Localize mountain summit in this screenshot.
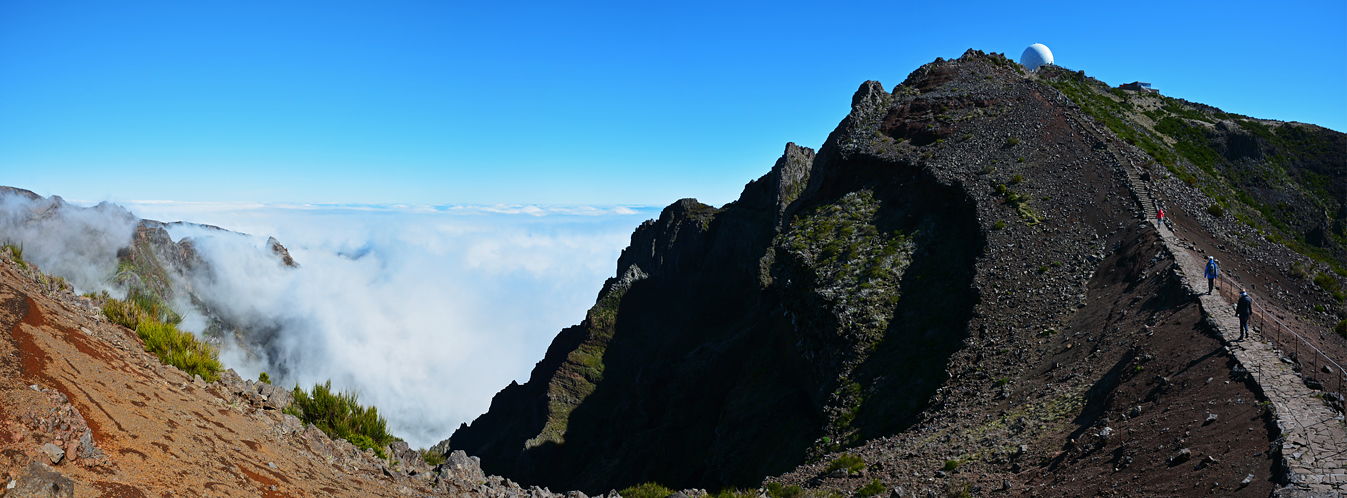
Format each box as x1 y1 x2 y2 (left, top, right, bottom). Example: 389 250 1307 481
445 50 1347 496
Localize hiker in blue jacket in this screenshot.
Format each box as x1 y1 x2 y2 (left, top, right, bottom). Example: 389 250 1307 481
1204 256 1218 295
1235 290 1252 341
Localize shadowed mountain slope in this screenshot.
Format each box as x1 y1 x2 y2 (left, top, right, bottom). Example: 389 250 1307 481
446 50 1346 496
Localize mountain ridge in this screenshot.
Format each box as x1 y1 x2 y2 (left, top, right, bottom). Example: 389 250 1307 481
0 48 1344 497
444 49 1347 496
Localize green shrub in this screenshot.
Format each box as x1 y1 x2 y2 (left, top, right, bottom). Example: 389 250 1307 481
855 480 886 498
1005 137 1020 147
1335 320 1347 339
1314 273 1344 302
103 298 148 330
710 488 757 498
824 453 866 475
992 220 1006 230
135 320 221 382
1011 174 1023 184
1207 204 1225 218
420 448 446 466
103 288 181 329
285 380 397 459
766 483 802 498
620 482 675 498
2 240 26 270
258 372 271 385
942 459 960 471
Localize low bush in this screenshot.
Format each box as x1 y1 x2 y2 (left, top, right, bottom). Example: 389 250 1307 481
1313 273 1345 302
619 482 675 498
103 288 181 330
1335 320 1347 339
1207 204 1225 218
135 320 221 382
2 240 26 270
103 298 148 330
824 453 865 475
710 489 757 498
942 459 960 471
766 483 802 498
284 381 397 459
420 448 446 466
855 480 886 498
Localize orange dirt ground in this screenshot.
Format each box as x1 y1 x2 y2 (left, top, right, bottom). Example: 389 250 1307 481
0 258 431 497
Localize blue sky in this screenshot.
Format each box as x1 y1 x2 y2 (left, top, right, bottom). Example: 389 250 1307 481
1 0 1344 207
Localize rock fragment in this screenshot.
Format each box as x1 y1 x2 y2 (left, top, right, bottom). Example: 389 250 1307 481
39 443 64 465
11 461 75 498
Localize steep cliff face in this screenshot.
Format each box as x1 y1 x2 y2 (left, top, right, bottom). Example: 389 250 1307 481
449 49 1346 495
446 58 1004 492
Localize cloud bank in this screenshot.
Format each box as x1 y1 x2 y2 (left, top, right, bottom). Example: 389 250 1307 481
5 193 654 448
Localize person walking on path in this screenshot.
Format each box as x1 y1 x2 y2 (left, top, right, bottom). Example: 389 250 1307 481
1235 290 1253 341
1157 208 1165 230
1204 256 1219 294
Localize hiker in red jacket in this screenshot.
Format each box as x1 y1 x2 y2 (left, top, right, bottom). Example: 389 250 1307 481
1157 208 1165 230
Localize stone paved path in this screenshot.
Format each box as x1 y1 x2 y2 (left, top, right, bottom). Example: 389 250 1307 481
1161 223 1347 495
1081 111 1347 494
1111 156 1347 494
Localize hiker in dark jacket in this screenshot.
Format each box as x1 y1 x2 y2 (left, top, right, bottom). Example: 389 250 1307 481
1204 256 1219 294
1235 290 1253 341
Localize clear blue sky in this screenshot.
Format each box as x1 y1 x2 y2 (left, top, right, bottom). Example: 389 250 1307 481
2 0 1344 207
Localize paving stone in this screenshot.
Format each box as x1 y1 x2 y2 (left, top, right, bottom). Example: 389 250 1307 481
1143 193 1347 493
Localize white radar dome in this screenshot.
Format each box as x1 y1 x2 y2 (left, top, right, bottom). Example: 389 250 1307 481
1020 43 1054 71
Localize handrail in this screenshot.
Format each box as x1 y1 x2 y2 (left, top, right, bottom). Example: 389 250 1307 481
1214 268 1345 398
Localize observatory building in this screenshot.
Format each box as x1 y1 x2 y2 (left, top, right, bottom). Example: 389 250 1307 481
1020 44 1054 71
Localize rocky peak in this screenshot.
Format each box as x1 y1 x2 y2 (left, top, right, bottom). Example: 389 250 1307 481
266 236 299 268
767 142 815 232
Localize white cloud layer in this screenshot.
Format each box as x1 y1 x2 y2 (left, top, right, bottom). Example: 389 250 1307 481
8 195 654 449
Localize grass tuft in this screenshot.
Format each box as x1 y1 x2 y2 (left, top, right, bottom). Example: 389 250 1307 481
619 482 675 498
135 320 221 382
102 289 220 382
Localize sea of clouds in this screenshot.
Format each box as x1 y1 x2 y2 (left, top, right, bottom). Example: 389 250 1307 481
2 193 656 448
